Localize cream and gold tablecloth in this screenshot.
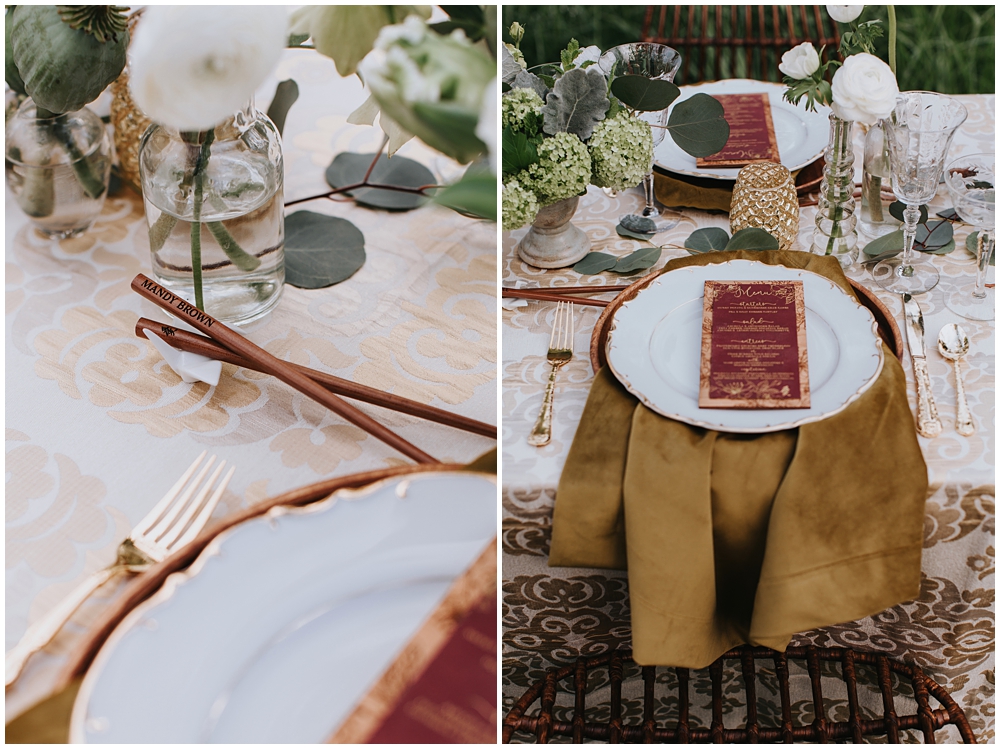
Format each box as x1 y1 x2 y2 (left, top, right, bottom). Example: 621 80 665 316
5 49 497 721
502 95 994 741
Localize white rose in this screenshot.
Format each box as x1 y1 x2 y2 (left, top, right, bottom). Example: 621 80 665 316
830 53 899 125
129 6 288 132
778 42 820 80
826 5 864 23
574 45 603 68
476 78 497 174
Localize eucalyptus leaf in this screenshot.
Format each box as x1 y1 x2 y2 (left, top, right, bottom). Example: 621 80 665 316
889 201 928 224
411 100 486 164
325 152 434 211
936 207 960 221
915 219 953 250
287 33 310 48
863 230 903 257
266 79 299 137
512 69 549 100
433 170 497 222
501 127 539 176
573 252 618 275
684 226 730 254
284 211 366 289
614 246 661 273
666 93 730 158
919 239 955 255
966 231 996 265
610 75 680 112
616 225 657 241
540 66 609 141
725 227 779 251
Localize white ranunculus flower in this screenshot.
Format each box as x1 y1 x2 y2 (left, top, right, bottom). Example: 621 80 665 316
129 6 288 132
830 52 899 125
476 78 497 174
778 42 821 80
574 45 603 68
826 5 864 23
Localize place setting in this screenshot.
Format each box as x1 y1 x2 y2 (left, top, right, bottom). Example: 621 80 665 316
502 6 993 743
6 4 498 743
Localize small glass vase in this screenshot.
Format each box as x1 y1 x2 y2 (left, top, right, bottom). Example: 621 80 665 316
858 119 900 239
810 114 858 267
5 100 113 238
139 102 284 324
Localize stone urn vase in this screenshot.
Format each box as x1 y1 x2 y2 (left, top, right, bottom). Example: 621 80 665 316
517 196 591 268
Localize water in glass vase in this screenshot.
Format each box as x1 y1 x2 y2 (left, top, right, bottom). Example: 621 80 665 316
143 164 284 325
6 153 112 237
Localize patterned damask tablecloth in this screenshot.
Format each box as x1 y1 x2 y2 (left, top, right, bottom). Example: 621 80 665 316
5 49 497 720
502 95 994 742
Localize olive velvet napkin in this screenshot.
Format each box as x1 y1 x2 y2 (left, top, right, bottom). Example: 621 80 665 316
549 250 928 668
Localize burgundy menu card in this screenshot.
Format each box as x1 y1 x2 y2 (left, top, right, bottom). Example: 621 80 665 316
698 281 810 409
695 93 780 168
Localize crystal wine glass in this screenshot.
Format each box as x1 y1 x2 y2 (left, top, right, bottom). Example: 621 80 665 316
943 153 994 321
872 92 968 295
597 43 681 223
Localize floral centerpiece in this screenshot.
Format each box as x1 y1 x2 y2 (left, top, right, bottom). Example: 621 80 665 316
501 23 729 267
779 4 899 263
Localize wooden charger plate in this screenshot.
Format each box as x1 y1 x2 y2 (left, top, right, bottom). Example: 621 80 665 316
589 271 903 374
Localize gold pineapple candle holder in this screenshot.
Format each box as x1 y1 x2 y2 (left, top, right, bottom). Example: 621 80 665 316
729 162 799 251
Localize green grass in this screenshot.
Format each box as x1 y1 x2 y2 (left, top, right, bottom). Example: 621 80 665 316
502 5 994 95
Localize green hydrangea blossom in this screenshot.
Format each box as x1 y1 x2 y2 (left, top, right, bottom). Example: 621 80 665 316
502 179 539 231
589 113 653 191
518 131 590 207
502 87 544 136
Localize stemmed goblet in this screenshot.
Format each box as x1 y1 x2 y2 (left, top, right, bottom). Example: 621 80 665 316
873 92 968 295
943 153 994 321
597 43 681 222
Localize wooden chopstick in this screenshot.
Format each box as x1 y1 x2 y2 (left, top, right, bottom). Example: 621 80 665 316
131 274 439 464
503 288 610 307
135 318 496 439
506 284 632 295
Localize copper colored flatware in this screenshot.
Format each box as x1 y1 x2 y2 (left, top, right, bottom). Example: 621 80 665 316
134 318 496 439
130 274 438 464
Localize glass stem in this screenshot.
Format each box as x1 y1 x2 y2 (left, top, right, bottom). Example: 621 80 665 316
641 170 656 216
900 204 920 277
974 229 993 299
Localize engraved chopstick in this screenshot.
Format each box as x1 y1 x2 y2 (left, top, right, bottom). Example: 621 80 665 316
135 318 496 439
509 285 633 295
131 274 439 464
503 288 610 307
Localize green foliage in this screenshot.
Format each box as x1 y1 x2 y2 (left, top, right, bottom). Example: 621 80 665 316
560 38 582 70
966 231 995 265
610 75 680 112
539 67 609 140
666 93 730 158
501 127 539 177
889 201 929 225
782 70 835 112
573 252 618 274
433 167 497 222
613 246 661 272
284 211 366 289
684 227 730 254
325 152 435 211
725 228 780 251
840 20 884 56
266 80 299 137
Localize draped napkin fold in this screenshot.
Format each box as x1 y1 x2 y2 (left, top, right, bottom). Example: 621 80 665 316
549 251 928 668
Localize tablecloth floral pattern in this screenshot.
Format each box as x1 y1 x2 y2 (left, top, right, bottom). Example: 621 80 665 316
502 95 994 742
5 50 497 721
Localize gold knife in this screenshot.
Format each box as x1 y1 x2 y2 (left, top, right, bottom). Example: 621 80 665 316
902 294 942 438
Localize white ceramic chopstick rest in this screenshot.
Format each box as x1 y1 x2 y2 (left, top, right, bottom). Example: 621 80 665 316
142 320 222 386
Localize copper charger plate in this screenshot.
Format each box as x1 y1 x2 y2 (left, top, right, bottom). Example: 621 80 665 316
590 271 903 374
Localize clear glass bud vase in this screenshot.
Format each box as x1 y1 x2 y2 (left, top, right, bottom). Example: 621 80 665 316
139 102 284 324
5 100 113 238
859 119 900 239
811 114 858 267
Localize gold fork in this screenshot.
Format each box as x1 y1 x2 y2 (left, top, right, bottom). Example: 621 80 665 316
5 451 235 686
528 301 574 447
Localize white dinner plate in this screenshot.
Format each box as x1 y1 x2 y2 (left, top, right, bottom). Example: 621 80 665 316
70 471 496 744
654 79 831 181
606 260 884 433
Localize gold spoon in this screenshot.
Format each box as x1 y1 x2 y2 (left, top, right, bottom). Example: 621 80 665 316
937 323 975 436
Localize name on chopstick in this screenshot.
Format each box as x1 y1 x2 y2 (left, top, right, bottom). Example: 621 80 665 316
139 278 214 328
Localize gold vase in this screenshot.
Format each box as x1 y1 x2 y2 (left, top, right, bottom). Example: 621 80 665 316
729 162 799 251
108 11 150 193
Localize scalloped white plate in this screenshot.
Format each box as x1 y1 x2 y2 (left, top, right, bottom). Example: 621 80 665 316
654 79 831 181
606 260 884 433
70 471 496 744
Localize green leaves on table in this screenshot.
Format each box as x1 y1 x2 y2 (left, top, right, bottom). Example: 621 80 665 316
861 221 956 258
684 226 779 254
284 210 366 289
889 201 928 225
615 215 658 241
325 152 434 211
572 252 618 275
610 75 680 112
573 246 663 275
665 93 730 158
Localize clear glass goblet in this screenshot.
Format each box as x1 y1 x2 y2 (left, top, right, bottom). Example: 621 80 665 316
944 153 994 321
597 43 682 223
872 92 968 295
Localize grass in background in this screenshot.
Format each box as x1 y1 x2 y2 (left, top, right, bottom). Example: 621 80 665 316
503 5 994 95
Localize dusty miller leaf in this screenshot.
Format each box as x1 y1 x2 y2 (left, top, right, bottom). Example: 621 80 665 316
512 69 549 100
540 67 609 141
501 44 520 84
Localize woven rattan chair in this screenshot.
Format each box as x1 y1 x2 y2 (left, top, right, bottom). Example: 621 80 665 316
640 6 841 85
504 646 977 744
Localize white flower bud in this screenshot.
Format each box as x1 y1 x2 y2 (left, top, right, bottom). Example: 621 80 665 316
826 5 864 23
778 42 821 80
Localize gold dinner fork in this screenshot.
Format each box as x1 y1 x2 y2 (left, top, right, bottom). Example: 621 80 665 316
528 301 574 447
5 451 235 686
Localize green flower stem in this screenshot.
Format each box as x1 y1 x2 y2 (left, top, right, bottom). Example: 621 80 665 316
186 129 216 312
205 193 261 272
36 106 106 200
887 6 897 75
148 212 178 252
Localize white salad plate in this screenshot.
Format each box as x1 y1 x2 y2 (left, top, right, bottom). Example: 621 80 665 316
654 79 831 181
70 471 496 744
606 260 884 433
